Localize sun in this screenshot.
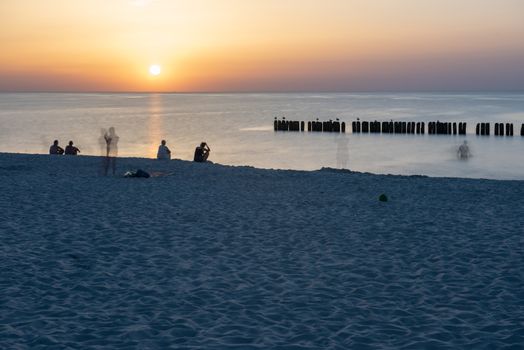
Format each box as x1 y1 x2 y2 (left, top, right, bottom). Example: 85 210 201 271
149 65 161 76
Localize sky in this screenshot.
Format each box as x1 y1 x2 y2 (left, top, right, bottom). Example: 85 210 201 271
1 0 524 92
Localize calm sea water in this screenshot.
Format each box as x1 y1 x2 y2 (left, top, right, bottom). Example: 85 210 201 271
0 92 523 180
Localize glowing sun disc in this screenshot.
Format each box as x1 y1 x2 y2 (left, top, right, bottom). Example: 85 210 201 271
149 65 161 76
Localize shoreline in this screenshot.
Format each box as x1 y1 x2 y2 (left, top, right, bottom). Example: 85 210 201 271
1 151 522 183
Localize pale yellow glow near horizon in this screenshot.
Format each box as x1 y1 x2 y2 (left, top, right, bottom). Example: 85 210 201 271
1 0 524 91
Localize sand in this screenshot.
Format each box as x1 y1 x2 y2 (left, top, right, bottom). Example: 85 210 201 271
0 153 523 349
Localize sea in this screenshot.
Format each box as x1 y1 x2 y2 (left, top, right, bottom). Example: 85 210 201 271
1 92 523 180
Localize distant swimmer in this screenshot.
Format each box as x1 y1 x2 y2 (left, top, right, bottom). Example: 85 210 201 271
457 140 471 159
157 140 171 160
193 142 211 162
64 141 80 155
49 140 64 155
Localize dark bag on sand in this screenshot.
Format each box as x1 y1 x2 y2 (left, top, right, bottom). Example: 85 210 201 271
124 169 150 178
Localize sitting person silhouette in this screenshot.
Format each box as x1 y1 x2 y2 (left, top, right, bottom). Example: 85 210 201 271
157 140 171 160
49 140 64 155
64 141 80 155
193 142 210 162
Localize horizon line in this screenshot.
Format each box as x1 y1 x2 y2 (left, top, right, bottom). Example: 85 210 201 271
1 90 524 94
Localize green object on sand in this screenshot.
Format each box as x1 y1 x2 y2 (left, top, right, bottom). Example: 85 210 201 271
379 194 388 202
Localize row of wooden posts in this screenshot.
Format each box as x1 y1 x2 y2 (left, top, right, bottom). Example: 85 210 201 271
274 118 346 133
476 123 517 136
274 118 524 136
351 121 467 135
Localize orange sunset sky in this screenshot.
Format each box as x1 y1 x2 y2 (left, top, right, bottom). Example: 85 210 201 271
1 0 524 92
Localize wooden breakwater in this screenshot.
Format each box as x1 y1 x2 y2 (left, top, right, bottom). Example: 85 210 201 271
351 121 466 135
274 118 346 133
274 118 524 137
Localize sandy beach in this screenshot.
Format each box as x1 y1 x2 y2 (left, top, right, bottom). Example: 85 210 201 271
1 152 523 349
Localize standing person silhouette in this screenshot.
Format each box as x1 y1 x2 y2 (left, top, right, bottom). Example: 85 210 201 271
103 127 119 175
336 136 349 169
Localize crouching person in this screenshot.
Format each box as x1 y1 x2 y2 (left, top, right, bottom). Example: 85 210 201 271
193 142 210 162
